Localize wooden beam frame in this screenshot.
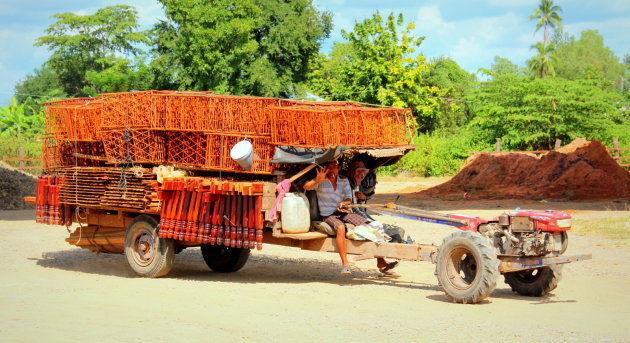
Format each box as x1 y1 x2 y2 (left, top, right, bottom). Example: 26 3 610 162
262 231 437 262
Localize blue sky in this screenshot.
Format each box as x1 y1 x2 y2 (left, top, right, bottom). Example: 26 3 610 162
1 0 629 104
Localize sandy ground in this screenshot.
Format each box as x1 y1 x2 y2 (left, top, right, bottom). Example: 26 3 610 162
1 180 630 342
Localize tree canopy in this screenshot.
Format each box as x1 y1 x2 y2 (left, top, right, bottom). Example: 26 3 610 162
151 0 332 97
307 12 452 132
551 29 625 89
13 66 66 115
35 5 149 97
467 75 623 150
490 56 527 77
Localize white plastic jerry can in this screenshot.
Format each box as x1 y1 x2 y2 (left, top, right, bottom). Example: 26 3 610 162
281 193 310 233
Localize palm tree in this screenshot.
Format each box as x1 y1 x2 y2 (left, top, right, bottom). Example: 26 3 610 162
528 42 557 79
529 0 563 47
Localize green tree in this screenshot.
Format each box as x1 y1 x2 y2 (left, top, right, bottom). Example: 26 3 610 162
307 12 450 132
83 57 152 96
13 66 67 115
529 0 563 47
424 57 475 128
467 75 622 150
490 56 527 77
426 57 475 96
35 5 149 96
306 42 355 99
151 0 332 97
528 41 558 79
552 29 625 89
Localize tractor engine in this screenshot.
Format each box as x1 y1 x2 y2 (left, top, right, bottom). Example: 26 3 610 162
478 211 570 257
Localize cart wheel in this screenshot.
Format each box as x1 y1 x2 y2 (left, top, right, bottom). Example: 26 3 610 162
201 244 250 273
504 265 562 297
124 215 174 278
435 231 500 303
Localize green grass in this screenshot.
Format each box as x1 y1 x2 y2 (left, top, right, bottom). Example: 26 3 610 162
571 215 630 245
0 132 42 174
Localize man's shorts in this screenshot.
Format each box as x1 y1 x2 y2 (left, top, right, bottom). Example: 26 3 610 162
323 212 368 233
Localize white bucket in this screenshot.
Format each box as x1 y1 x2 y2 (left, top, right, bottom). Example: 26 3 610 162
230 140 253 171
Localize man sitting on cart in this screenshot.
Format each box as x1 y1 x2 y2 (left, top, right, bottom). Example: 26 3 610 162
304 159 398 276
345 157 406 244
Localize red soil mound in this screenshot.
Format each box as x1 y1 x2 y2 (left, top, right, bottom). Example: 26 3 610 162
415 139 630 200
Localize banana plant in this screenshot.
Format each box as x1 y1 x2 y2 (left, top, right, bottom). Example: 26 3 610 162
0 97 42 138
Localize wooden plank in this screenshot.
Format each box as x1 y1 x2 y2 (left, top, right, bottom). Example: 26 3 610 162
289 164 317 182
261 196 275 211
273 231 328 240
613 137 620 159
262 182 276 197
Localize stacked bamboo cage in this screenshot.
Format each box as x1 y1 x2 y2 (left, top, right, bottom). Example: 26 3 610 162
42 91 415 174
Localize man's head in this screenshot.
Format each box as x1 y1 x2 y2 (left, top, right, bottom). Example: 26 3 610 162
324 160 341 177
348 159 369 183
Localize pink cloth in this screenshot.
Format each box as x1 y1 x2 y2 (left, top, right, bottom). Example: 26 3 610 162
269 179 291 222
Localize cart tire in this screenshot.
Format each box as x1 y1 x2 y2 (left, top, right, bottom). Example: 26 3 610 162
201 244 250 273
124 215 174 278
435 231 500 303
504 265 562 297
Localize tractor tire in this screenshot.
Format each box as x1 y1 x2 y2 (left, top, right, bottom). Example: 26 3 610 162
559 231 568 255
435 231 500 304
124 215 174 278
201 244 250 273
504 264 562 297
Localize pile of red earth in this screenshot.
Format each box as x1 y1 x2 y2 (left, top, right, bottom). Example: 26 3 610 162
417 138 630 200
0 161 36 210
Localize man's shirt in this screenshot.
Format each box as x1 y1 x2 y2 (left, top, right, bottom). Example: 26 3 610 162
314 175 352 217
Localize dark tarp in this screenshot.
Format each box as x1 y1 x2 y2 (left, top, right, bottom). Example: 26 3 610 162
270 146 347 165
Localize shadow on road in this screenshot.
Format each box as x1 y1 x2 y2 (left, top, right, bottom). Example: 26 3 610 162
0 209 35 221
33 247 440 293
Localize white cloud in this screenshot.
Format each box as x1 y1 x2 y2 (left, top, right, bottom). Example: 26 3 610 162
414 5 536 71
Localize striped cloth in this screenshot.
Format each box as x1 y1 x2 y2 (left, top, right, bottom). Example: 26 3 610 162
313 176 352 217
324 212 368 232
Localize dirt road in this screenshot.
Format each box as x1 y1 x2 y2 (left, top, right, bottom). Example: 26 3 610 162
1 184 630 342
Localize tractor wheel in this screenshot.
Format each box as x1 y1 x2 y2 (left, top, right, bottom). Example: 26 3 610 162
124 215 174 278
201 244 250 273
504 265 562 297
559 231 568 255
435 231 500 304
